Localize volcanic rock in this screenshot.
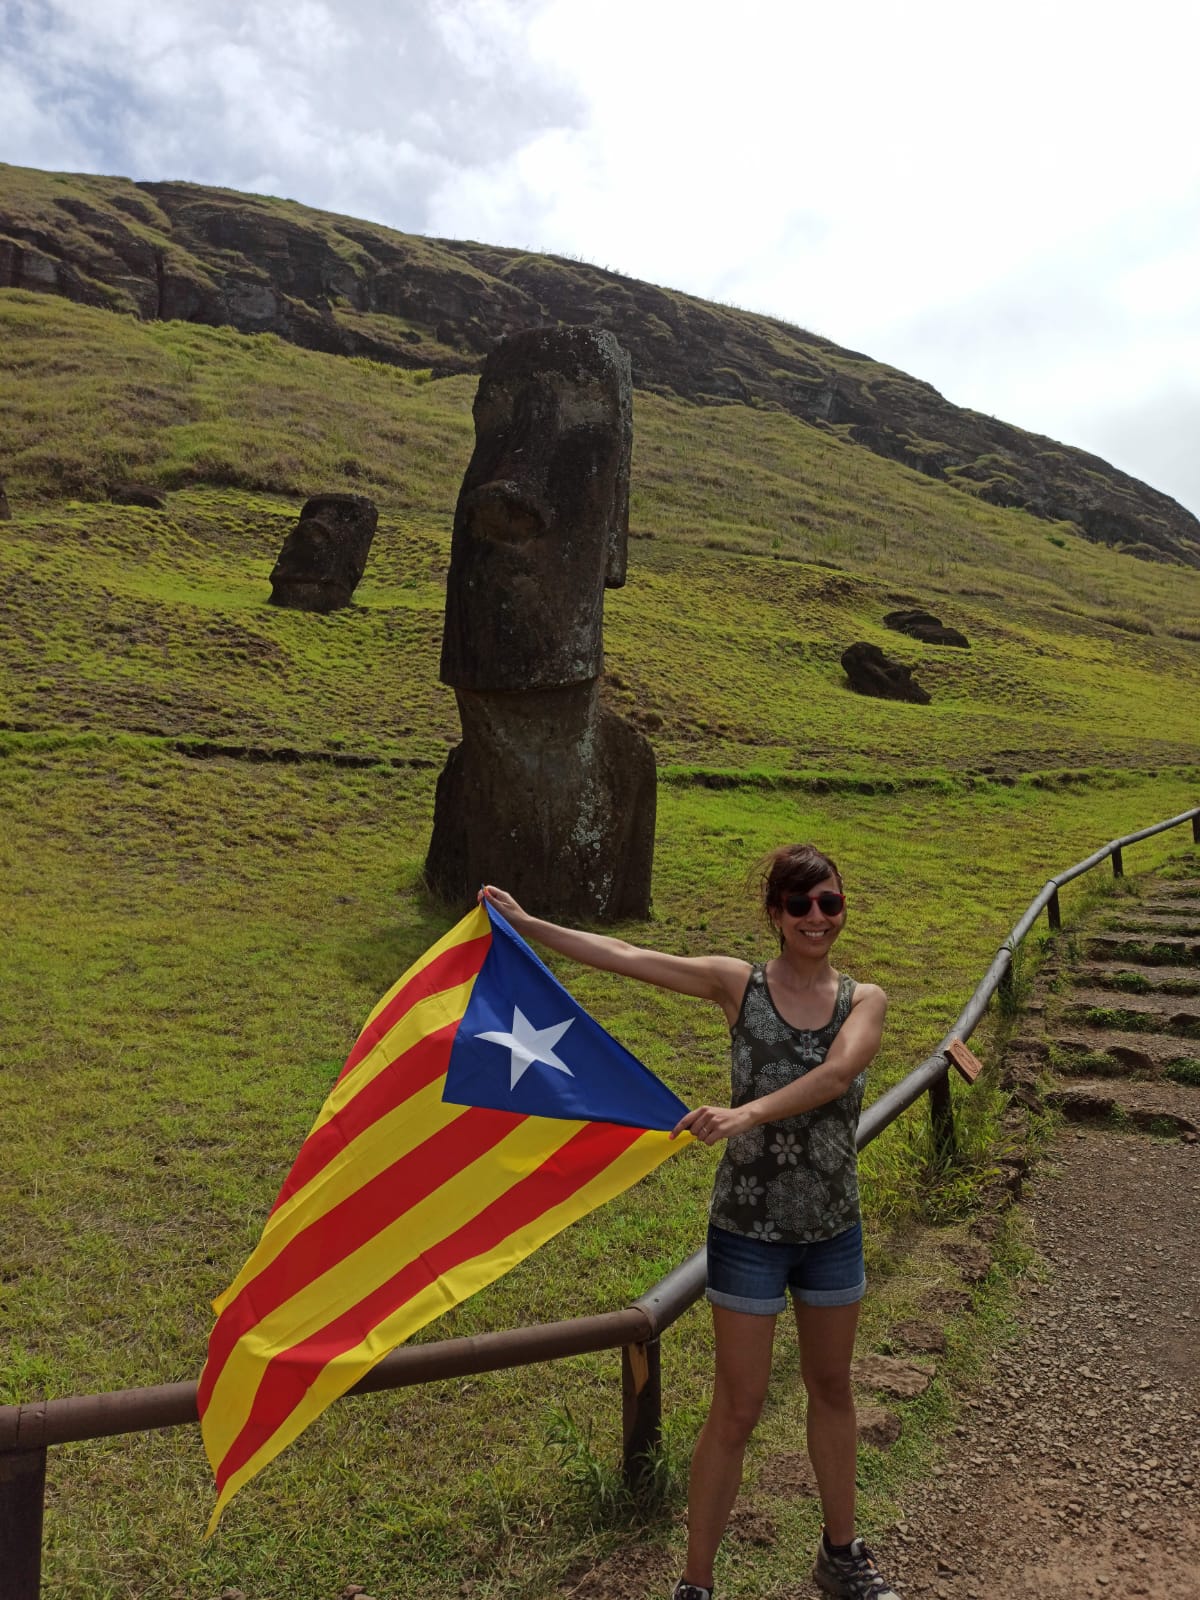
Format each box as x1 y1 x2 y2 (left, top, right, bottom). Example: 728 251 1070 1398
268 493 379 612
110 482 167 510
884 607 970 648
841 642 931 705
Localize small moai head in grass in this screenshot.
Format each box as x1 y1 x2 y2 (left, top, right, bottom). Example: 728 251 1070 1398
440 325 632 691
268 493 379 612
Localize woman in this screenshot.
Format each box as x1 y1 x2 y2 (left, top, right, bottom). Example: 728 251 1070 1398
481 843 900 1600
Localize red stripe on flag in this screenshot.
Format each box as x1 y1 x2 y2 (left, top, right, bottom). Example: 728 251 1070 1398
337 932 491 1083
214 1119 644 1492
269 1020 459 1217
200 1103 523 1415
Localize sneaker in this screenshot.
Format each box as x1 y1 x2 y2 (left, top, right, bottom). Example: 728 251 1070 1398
812 1533 900 1598
671 1584 713 1600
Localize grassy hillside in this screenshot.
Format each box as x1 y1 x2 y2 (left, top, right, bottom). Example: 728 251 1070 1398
1 281 1198 1598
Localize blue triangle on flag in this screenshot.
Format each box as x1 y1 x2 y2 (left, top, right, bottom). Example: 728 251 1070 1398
443 903 689 1131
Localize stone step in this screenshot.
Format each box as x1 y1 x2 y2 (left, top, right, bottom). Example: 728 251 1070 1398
1076 961 1200 996
1045 1079 1199 1138
1104 912 1200 937
1042 1028 1200 1081
1084 933 1200 966
1143 892 1200 911
1059 990 1200 1039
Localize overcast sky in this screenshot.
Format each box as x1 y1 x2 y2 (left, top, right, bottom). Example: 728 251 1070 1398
5 0 1200 517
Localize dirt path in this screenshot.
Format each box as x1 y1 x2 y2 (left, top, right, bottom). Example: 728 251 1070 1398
870 1124 1199 1599
866 871 1200 1600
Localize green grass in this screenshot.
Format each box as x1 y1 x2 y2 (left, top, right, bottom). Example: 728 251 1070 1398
3 736 1197 1597
2 277 1199 1597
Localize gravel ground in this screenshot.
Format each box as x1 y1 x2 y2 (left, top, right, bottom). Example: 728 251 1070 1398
870 1125 1200 1600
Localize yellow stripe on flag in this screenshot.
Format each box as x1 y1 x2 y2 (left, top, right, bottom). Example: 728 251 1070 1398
211 1073 467 1319
202 1109 584 1469
356 905 488 1034
206 1126 682 1533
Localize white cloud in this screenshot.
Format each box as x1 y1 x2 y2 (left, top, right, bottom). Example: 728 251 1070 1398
3 0 1200 515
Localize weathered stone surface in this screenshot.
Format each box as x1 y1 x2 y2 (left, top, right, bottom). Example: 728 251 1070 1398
841 641 931 704
884 607 970 648
426 684 656 920
110 482 167 510
428 327 653 919
440 325 632 692
857 1405 903 1447
892 1319 947 1355
851 1354 935 1398
268 493 378 612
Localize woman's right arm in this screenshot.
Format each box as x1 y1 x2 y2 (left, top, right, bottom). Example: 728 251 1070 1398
480 885 750 1023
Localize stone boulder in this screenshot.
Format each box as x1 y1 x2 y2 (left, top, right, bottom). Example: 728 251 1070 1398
841 642 931 705
110 482 167 510
427 325 654 920
883 607 969 648
268 493 378 612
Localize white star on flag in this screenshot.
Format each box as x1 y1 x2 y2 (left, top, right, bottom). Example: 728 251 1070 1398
475 1007 576 1090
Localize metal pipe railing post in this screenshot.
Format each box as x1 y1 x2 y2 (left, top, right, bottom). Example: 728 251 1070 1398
620 1338 662 1494
0 1446 45 1600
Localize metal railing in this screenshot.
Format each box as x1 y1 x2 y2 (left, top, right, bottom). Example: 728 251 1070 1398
2 805 1197 1598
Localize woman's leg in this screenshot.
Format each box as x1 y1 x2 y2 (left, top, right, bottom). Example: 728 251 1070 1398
794 1300 860 1544
682 1305 777 1589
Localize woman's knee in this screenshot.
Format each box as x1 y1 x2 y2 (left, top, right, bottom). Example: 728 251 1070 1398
708 1384 767 1445
802 1365 853 1412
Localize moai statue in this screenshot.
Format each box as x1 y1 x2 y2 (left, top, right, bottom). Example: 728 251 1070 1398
268 493 378 612
425 325 656 920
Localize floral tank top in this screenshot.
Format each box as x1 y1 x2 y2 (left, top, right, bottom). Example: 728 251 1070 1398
709 965 864 1244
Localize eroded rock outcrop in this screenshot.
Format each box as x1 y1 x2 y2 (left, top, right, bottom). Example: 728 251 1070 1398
426 326 655 919
110 482 167 510
841 642 931 705
268 493 378 612
884 608 969 648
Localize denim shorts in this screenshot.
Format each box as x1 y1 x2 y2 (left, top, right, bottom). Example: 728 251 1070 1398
705 1220 866 1314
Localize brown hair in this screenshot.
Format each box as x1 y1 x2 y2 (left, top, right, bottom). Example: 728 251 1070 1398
754 844 844 950
756 843 844 911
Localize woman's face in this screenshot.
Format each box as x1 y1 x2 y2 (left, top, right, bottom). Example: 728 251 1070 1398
771 873 847 955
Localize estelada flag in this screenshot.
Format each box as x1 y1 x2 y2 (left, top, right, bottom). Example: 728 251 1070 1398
198 901 691 1531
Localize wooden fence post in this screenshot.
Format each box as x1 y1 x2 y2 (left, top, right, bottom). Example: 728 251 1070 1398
1047 887 1061 931
621 1338 662 1496
1193 814 1200 844
928 1072 956 1165
1111 846 1124 878
0 1446 46 1600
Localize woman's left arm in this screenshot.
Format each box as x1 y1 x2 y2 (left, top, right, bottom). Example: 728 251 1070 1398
673 985 888 1144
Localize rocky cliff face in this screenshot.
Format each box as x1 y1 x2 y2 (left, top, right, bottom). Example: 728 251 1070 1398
3 161 1197 567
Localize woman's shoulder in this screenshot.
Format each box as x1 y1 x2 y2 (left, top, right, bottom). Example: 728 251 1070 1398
846 978 887 1011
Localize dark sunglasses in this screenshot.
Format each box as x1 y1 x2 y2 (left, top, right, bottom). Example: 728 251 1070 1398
783 891 846 918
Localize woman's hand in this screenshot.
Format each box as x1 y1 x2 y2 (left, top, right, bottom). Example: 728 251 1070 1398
478 884 527 923
671 1103 756 1145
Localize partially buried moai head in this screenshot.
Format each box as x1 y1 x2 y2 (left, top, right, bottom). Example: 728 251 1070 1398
440 325 633 692
268 494 379 613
